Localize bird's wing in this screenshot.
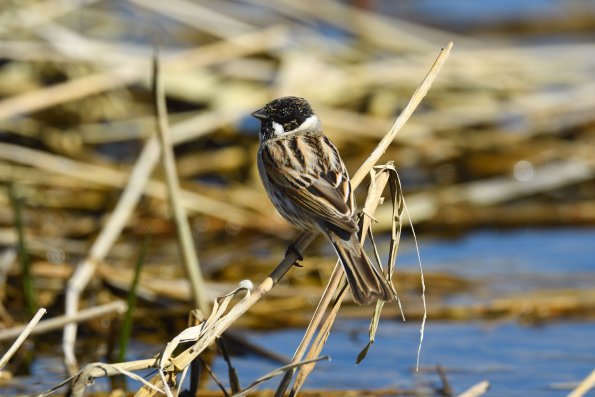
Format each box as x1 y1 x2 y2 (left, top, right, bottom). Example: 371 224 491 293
258 135 358 236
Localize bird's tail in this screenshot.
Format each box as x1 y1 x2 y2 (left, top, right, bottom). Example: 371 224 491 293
328 232 394 305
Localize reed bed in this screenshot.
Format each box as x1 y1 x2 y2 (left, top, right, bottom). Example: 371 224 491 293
1 1 595 396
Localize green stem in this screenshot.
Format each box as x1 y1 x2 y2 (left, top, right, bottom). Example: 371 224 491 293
118 233 150 363
8 183 36 315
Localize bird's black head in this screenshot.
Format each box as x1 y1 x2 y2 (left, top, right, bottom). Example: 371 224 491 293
251 96 319 141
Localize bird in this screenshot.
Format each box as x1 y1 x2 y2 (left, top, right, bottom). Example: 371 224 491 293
251 96 394 305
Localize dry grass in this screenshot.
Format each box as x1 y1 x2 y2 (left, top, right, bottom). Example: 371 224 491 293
1 1 595 396
2 36 451 397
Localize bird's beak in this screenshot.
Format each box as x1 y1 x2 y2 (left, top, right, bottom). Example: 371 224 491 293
250 108 269 121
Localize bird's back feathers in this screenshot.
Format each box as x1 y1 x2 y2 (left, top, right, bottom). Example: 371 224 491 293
258 132 355 234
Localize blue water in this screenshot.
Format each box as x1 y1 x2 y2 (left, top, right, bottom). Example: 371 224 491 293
396 228 595 275
381 0 595 32
395 0 565 25
212 319 595 396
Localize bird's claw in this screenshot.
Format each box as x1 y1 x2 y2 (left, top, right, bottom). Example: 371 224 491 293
285 244 304 262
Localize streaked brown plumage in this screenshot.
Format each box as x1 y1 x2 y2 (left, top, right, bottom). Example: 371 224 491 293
251 96 394 305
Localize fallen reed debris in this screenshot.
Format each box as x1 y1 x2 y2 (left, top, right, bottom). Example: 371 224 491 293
1 0 595 395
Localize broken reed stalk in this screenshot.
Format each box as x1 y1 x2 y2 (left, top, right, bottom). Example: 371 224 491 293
0 307 46 370
153 50 208 314
277 41 453 395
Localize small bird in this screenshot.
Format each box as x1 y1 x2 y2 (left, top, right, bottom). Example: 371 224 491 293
251 96 394 305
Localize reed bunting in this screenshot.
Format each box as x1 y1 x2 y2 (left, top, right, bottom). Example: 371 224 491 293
251 96 394 305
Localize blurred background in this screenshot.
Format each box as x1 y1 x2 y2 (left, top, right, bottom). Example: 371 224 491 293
1 0 595 396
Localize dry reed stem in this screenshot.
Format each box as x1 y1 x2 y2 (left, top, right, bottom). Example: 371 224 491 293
276 167 394 395
0 301 125 342
0 307 46 370
277 42 453 395
352 42 453 186
230 356 329 397
65 359 159 397
568 370 595 397
61 139 158 374
291 284 347 396
457 380 490 397
153 52 208 314
290 167 401 396
274 263 343 395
